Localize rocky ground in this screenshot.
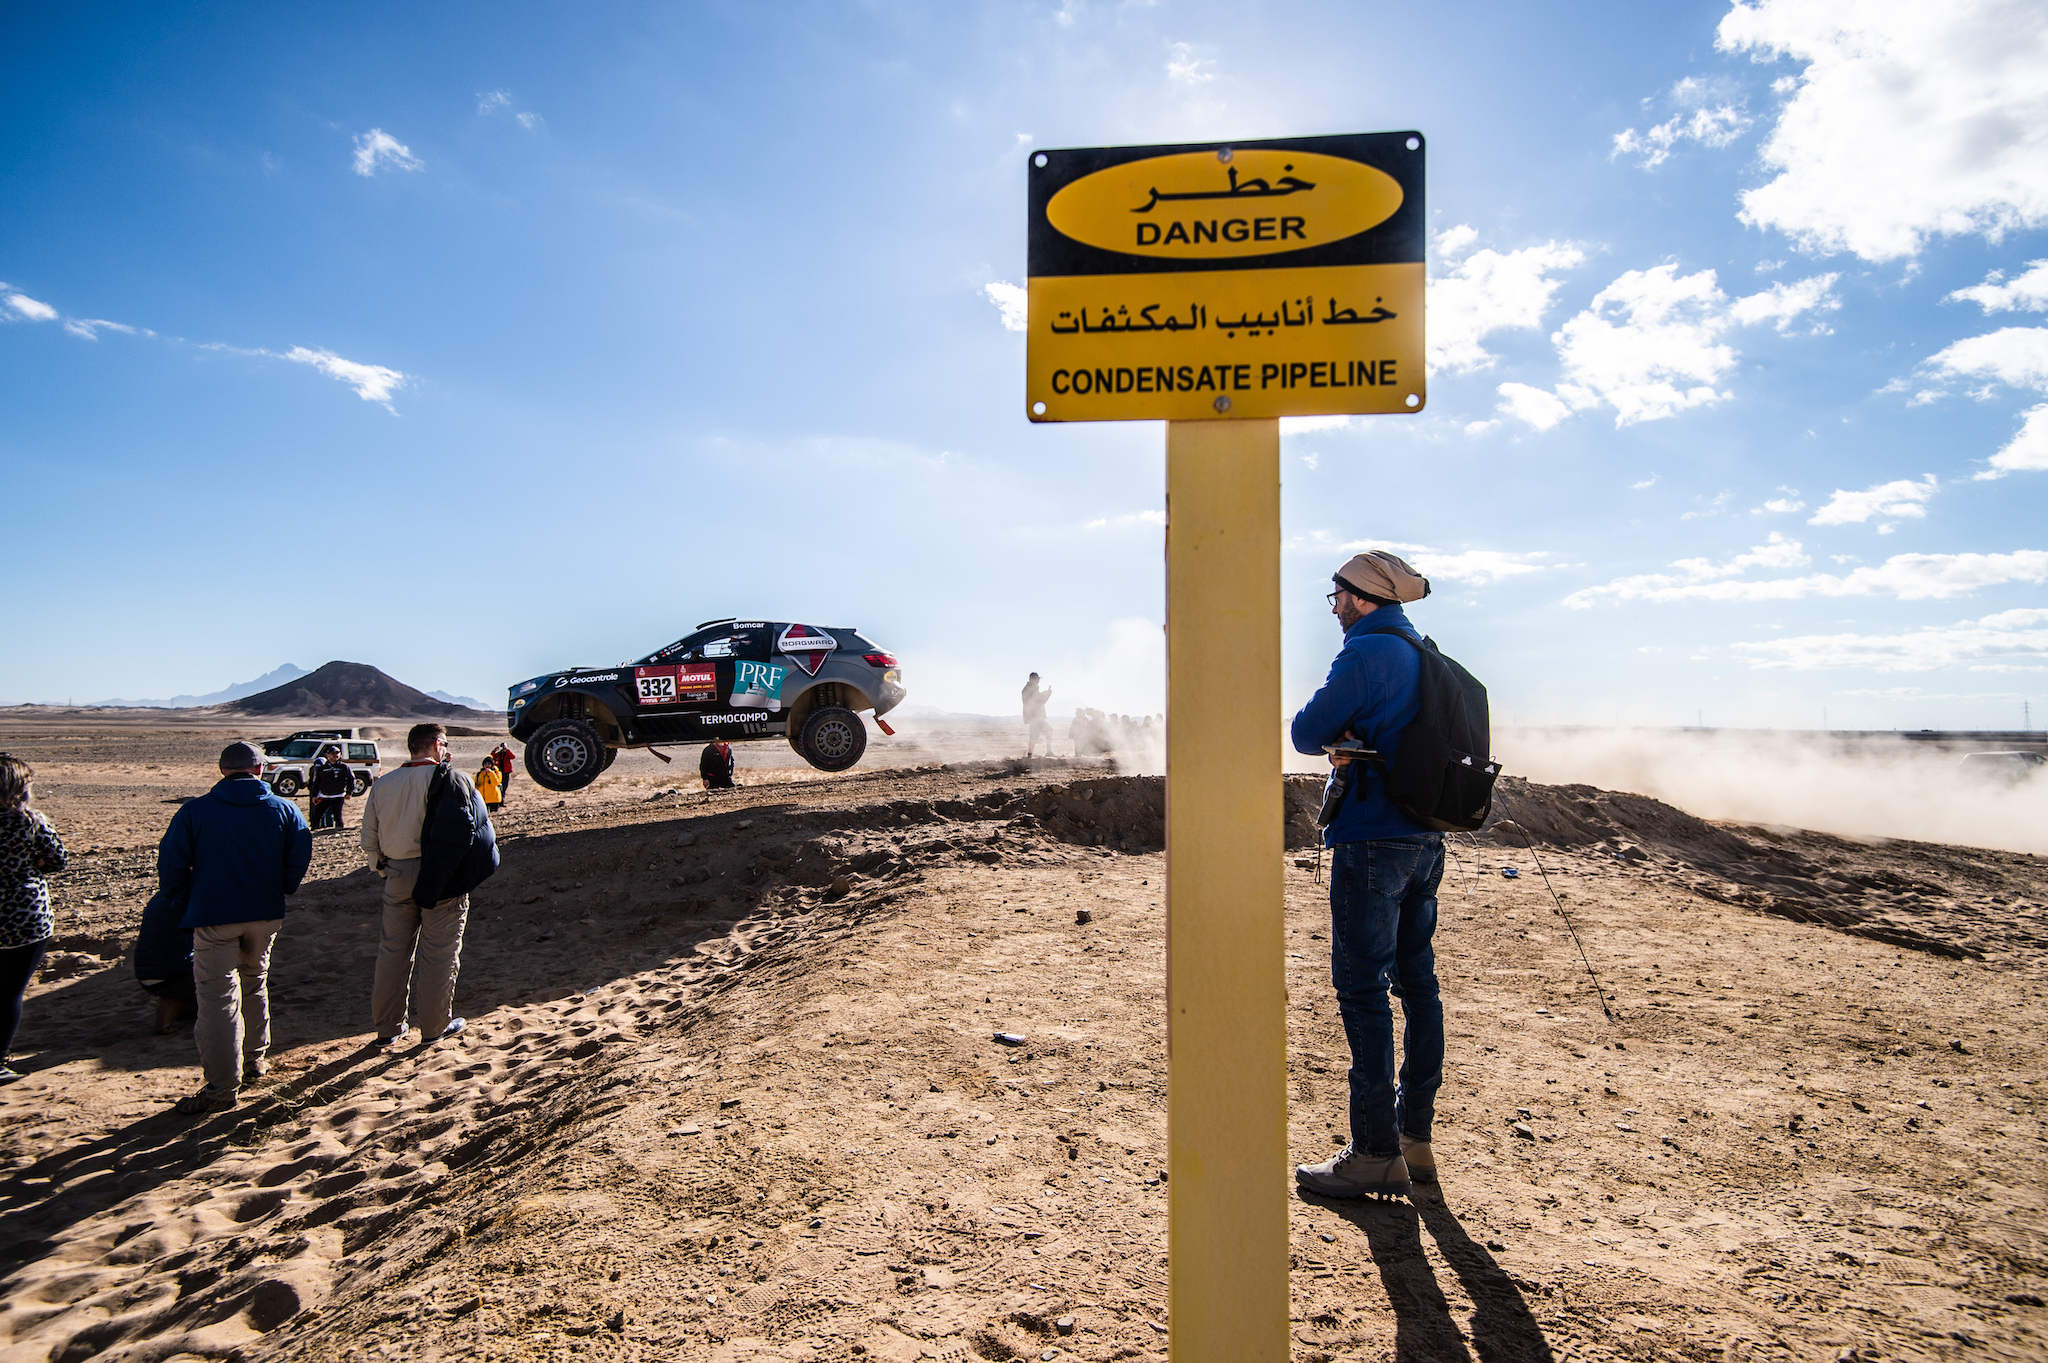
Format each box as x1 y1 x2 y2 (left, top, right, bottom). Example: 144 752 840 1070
0 717 2043 1363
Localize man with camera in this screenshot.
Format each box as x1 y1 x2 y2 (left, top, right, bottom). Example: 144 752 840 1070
1289 550 1445 1201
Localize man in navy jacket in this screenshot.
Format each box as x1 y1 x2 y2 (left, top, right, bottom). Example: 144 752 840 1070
158 741 312 1114
1289 550 1443 1200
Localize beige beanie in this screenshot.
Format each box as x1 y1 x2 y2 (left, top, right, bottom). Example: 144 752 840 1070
1334 550 1431 604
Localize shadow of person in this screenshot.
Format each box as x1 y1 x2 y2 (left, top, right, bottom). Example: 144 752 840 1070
1304 1186 1554 1363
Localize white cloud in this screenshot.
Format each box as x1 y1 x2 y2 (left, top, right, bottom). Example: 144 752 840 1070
1165 42 1214 85
982 281 1027 333
352 129 423 177
1631 474 1660 490
477 90 511 114
516 112 542 130
1756 495 1805 514
1807 474 1939 525
61 317 135 340
1925 325 2048 392
1083 510 1165 530
1500 264 1838 429
1733 607 2048 671
1280 414 1351 434
1566 536 2048 608
283 346 409 405
1717 0 2048 261
1338 538 1554 586
1495 381 1573 430
1427 227 1585 373
1613 77 1753 168
1949 260 2048 313
1977 403 2048 480
5 292 58 322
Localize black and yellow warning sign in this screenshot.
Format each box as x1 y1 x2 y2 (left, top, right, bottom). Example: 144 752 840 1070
1026 132 1424 422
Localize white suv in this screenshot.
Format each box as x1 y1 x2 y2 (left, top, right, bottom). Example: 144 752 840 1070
264 739 382 797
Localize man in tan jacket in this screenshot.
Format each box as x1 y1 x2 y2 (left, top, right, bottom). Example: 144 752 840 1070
360 723 477 1051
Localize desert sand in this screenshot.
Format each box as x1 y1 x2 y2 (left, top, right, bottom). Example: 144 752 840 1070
0 708 2044 1362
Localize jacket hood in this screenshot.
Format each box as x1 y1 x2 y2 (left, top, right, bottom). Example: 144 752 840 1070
1345 602 1416 641
209 775 274 806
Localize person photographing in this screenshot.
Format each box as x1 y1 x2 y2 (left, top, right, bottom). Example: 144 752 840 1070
1290 550 1450 1200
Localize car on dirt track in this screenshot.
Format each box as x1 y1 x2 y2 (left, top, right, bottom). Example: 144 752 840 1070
505 618 907 792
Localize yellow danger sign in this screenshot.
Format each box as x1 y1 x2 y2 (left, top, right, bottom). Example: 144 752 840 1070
1026 134 1425 422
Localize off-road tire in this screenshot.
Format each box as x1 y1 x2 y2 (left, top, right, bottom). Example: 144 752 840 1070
525 719 607 792
351 773 372 796
797 705 867 773
602 746 619 771
272 772 303 798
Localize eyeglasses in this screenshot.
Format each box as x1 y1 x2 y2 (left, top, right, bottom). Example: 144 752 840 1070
1326 589 1351 606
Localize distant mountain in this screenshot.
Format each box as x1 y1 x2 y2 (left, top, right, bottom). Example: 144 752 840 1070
427 689 491 710
93 663 310 709
224 661 494 719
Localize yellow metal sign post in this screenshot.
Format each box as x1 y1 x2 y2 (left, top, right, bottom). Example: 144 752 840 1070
1026 133 1425 1362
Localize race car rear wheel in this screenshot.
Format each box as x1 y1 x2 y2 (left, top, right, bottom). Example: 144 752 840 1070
526 719 607 791
797 706 867 773
272 772 303 798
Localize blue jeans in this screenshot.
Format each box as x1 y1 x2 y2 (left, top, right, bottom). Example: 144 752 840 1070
1327 836 1445 1157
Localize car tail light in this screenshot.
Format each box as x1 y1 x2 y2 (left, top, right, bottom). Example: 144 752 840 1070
862 652 899 668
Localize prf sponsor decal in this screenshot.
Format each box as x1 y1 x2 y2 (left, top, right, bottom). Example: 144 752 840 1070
730 660 787 710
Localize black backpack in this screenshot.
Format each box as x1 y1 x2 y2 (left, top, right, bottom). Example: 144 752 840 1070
1370 629 1500 832
414 762 500 910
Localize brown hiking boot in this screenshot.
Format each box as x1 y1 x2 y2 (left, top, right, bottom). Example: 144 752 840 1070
1295 1146 1412 1200
1400 1134 1437 1183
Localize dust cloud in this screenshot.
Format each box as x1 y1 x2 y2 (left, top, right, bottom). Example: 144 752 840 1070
1496 726 2048 856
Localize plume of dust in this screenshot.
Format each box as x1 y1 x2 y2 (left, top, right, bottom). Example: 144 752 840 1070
1497 727 2048 856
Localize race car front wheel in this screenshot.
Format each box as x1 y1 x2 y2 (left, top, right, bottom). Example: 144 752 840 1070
525 718 607 791
797 705 867 773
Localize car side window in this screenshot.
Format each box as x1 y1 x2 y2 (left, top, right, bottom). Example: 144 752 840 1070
347 744 375 761
698 635 736 659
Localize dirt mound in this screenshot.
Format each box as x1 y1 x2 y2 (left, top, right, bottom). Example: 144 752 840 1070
224 661 490 720
1481 776 2045 961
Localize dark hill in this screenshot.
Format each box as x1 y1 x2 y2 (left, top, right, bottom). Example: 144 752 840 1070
225 661 492 719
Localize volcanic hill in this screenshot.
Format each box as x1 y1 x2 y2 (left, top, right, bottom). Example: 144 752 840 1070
224 660 494 719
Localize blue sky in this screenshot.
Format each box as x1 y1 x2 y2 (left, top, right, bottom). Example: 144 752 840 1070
3 1 2046 730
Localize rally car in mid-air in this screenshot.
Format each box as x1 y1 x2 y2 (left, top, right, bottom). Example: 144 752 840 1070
506 618 906 791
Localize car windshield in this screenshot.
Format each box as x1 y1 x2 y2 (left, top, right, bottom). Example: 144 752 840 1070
278 740 322 759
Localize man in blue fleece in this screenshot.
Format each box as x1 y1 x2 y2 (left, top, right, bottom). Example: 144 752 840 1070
1290 550 1442 1200
158 741 312 1114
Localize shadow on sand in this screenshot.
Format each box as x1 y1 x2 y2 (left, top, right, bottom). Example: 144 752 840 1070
1303 1185 1555 1363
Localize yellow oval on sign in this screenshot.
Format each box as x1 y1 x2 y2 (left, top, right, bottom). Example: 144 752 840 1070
1047 149 1403 260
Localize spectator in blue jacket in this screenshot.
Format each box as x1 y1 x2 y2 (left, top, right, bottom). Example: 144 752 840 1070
1289 550 1442 1201
157 740 312 1115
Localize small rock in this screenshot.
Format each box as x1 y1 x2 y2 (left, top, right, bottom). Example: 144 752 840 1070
1055 1315 1076 1335
1511 1121 1535 1140
829 875 852 897
1320 1233 1336 1243
809 1217 824 1228
736 820 753 829
2007 1292 2045 1307
606 1309 626 1333
674 832 697 847
1330 1133 1345 1145
1041 1352 1060 1362
669 1125 700 1137
1916 1099 1930 1110
1486 1239 1507 1252
1500 866 1519 879
1948 1037 1967 1053
721 1097 741 1108
1075 908 1092 924
994 1032 1028 1047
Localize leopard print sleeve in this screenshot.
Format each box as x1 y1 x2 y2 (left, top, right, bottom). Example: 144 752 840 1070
0 809 62 949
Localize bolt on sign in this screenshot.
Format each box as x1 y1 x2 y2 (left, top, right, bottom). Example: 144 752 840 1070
1026 132 1425 422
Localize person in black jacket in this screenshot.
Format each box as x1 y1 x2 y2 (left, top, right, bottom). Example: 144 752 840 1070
308 746 351 832
699 739 736 790
133 886 197 1033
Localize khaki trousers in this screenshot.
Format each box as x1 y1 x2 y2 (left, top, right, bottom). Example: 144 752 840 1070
370 857 468 1040
192 920 282 1093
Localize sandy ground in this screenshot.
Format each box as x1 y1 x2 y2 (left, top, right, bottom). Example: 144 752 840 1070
0 711 2044 1363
